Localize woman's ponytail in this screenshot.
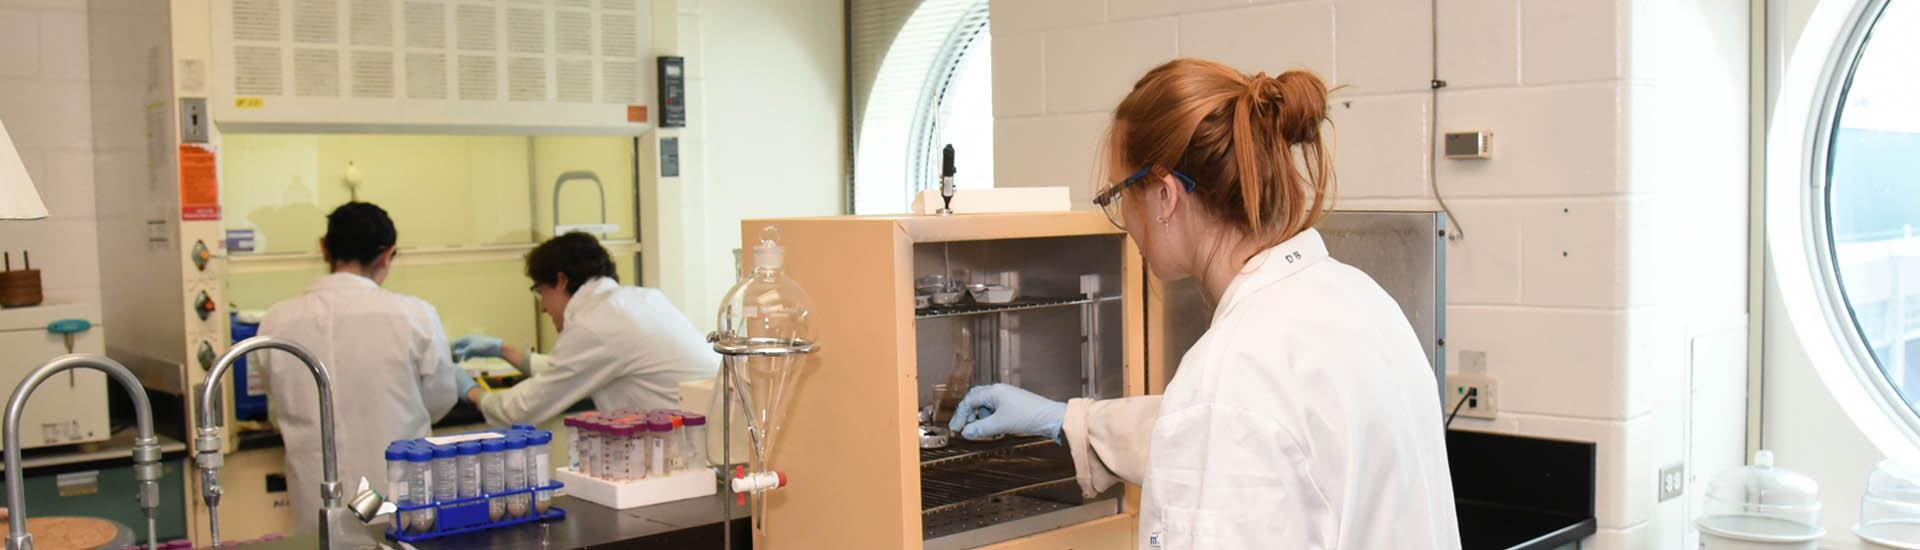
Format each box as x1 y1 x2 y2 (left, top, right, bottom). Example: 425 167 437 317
1109 59 1337 246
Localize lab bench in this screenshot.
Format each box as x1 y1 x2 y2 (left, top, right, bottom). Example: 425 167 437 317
226 493 750 549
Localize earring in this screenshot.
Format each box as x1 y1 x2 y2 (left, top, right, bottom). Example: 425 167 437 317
1157 216 1169 225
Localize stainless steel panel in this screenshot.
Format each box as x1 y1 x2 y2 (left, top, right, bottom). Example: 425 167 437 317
913 235 1128 408
1153 211 1448 406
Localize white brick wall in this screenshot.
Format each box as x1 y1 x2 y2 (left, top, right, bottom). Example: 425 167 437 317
990 0 1752 547
0 0 99 304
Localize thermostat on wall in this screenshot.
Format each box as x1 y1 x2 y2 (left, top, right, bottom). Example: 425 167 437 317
1444 131 1492 160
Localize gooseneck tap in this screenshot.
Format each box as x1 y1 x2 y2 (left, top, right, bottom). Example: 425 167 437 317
4 355 161 550
197 336 340 547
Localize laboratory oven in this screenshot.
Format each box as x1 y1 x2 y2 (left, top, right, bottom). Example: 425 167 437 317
736 212 1147 550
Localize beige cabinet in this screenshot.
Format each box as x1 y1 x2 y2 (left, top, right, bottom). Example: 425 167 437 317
738 212 1154 550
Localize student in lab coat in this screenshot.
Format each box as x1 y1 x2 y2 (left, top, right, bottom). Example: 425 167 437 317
949 59 1461 549
254 202 465 529
455 232 719 426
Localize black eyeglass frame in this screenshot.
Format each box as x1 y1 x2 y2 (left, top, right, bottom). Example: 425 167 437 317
1091 166 1200 229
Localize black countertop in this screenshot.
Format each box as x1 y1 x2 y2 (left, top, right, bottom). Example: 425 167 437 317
227 494 750 549
1458 501 1597 550
1448 429 1600 550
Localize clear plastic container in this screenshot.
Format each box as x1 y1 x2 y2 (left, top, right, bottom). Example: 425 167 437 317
456 441 482 500
613 418 638 478
431 444 457 505
621 422 647 481
1698 450 1824 549
648 418 671 477
667 415 686 472
591 419 614 478
530 430 554 514
683 412 708 469
385 442 409 533
1859 459 1920 549
481 438 507 521
564 413 596 472
577 419 598 478
592 421 614 480
504 434 530 518
406 445 436 533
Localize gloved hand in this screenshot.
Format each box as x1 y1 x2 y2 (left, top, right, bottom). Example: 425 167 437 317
455 370 480 398
452 335 504 362
948 384 1068 443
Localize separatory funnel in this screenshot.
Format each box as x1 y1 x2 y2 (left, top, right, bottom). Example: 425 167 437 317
710 226 819 538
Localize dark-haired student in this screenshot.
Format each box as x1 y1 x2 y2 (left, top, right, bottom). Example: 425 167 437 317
255 202 463 529
453 232 718 427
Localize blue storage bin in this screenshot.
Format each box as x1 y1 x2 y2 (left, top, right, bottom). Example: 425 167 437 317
229 312 269 421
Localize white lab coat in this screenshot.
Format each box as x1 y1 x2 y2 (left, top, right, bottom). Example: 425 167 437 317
256 273 460 529
477 277 720 426
1061 228 1460 549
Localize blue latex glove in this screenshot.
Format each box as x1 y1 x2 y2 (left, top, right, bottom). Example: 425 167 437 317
948 384 1068 443
455 369 480 398
452 335 504 362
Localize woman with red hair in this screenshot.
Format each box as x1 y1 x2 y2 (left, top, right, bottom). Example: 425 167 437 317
953 59 1461 549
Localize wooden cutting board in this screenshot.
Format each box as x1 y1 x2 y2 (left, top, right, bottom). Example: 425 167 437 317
0 516 128 550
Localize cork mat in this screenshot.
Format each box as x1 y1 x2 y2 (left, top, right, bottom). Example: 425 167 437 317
0 517 125 550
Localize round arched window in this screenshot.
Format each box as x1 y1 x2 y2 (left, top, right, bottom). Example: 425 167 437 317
1823 0 1920 413
850 0 993 214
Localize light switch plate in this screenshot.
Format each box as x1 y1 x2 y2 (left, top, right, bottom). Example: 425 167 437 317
180 98 208 143
1660 462 1685 501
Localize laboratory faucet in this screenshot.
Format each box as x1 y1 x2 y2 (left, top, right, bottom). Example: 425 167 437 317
196 336 348 547
3 355 161 550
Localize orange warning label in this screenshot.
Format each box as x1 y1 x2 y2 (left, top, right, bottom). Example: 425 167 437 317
179 144 220 221
627 105 648 123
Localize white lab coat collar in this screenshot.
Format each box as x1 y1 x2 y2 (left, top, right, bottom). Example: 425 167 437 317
1210 228 1330 323
307 271 380 293
563 276 620 325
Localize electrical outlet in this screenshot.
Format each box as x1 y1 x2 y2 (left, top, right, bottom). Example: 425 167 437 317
1448 372 1497 419
1660 463 1685 501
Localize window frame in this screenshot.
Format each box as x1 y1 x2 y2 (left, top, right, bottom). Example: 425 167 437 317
847 0 991 215
1769 0 1920 456
903 2 990 199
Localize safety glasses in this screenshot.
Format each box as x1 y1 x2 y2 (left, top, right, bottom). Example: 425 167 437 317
1091 166 1198 230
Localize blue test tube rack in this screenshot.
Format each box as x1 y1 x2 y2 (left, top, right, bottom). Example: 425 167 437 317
385 428 566 543
385 481 566 542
